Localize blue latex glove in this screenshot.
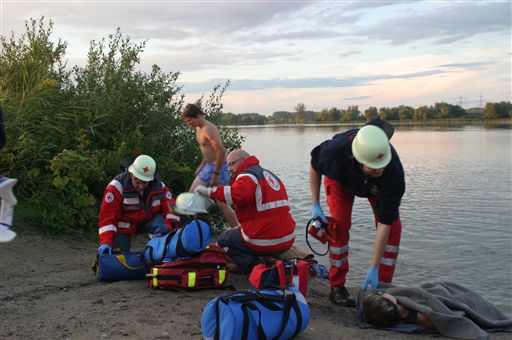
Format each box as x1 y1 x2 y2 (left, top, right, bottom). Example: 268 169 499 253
310 263 329 279
364 266 379 289
97 244 112 255
311 202 327 223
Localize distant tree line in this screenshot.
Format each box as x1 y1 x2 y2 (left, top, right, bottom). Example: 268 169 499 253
219 101 512 125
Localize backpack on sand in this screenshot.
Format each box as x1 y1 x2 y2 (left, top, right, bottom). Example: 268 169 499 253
92 252 149 281
201 287 310 340
249 258 310 297
146 244 229 290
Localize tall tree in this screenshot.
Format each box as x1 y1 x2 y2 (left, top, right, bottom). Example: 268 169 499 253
294 103 306 124
364 106 378 121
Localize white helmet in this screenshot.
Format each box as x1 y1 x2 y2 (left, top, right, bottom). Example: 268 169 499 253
351 125 391 169
128 155 156 182
174 193 211 215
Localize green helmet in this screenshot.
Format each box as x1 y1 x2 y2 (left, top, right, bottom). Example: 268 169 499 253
351 125 391 169
174 193 211 215
128 155 156 182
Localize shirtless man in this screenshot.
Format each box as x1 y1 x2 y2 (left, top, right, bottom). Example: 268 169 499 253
182 103 239 227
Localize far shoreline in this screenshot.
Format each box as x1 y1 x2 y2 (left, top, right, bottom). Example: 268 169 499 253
227 118 512 129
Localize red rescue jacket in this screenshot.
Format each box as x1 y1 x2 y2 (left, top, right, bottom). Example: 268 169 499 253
98 171 179 246
210 156 296 252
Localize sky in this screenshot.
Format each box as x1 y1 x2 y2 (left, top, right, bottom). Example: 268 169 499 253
1 0 511 116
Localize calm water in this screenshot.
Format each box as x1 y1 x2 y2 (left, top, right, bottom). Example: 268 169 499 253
237 124 512 315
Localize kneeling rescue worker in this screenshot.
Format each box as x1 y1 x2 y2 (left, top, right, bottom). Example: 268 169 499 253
97 155 180 254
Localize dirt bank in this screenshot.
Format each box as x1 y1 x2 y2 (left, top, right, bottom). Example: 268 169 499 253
0 224 509 340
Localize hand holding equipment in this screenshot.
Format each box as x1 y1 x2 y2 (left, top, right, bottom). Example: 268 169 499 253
194 185 212 197
98 244 113 255
310 202 327 223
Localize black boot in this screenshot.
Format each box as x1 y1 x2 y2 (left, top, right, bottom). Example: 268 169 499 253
329 285 356 307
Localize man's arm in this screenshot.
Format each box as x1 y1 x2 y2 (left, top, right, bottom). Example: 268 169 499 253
205 175 256 206
309 165 322 203
363 221 390 289
309 165 328 222
371 222 391 268
98 188 123 246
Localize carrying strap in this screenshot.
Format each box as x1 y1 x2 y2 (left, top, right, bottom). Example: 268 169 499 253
241 302 268 340
144 230 176 264
215 289 303 340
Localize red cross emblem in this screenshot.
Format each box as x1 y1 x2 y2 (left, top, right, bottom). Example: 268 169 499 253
376 153 384 160
143 166 149 173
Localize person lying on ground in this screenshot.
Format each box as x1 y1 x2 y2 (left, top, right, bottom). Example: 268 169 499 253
358 281 512 339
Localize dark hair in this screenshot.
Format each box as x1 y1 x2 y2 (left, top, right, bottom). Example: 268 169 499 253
182 103 203 118
361 293 400 327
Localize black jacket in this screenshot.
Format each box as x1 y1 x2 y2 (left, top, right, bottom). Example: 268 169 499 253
310 129 405 225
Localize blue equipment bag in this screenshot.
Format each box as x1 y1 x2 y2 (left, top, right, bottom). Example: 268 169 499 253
144 219 211 265
93 252 149 281
201 287 310 340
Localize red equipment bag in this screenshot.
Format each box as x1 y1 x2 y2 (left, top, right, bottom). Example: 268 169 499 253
248 259 310 297
147 244 229 290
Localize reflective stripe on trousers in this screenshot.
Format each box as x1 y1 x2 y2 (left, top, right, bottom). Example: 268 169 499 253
324 176 402 286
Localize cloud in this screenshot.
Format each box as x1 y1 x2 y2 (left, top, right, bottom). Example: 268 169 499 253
141 46 294 72
339 50 362 58
180 68 452 93
3 1 313 39
240 29 341 43
344 95 372 101
436 62 494 69
353 1 511 45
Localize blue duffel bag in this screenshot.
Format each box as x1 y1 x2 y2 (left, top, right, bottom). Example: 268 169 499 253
144 219 211 265
201 287 310 340
93 252 149 281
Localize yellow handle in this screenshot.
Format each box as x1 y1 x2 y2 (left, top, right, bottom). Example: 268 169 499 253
116 255 145 270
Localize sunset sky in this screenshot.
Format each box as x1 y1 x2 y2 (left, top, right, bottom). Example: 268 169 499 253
2 0 510 115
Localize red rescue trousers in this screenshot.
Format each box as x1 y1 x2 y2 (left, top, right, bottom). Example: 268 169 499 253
324 176 402 287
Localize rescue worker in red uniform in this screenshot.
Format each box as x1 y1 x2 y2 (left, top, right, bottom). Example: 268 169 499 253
195 149 296 274
309 120 405 306
97 155 180 254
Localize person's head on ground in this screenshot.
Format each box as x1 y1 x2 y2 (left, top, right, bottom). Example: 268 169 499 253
361 292 401 327
226 149 250 175
182 103 205 128
352 125 391 178
128 155 156 194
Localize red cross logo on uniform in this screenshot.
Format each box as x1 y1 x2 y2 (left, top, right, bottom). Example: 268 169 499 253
143 166 149 173
376 153 384 160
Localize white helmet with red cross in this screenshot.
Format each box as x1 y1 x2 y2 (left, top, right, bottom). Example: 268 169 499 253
128 155 156 181
351 125 391 169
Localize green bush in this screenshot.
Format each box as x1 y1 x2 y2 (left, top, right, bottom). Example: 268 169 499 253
1 18 243 236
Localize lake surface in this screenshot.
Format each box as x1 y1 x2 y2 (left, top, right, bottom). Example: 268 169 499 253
237 123 512 315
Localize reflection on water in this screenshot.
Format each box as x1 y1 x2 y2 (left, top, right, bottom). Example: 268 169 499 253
238 124 512 315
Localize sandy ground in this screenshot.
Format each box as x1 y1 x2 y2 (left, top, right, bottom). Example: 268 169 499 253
1 224 510 340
